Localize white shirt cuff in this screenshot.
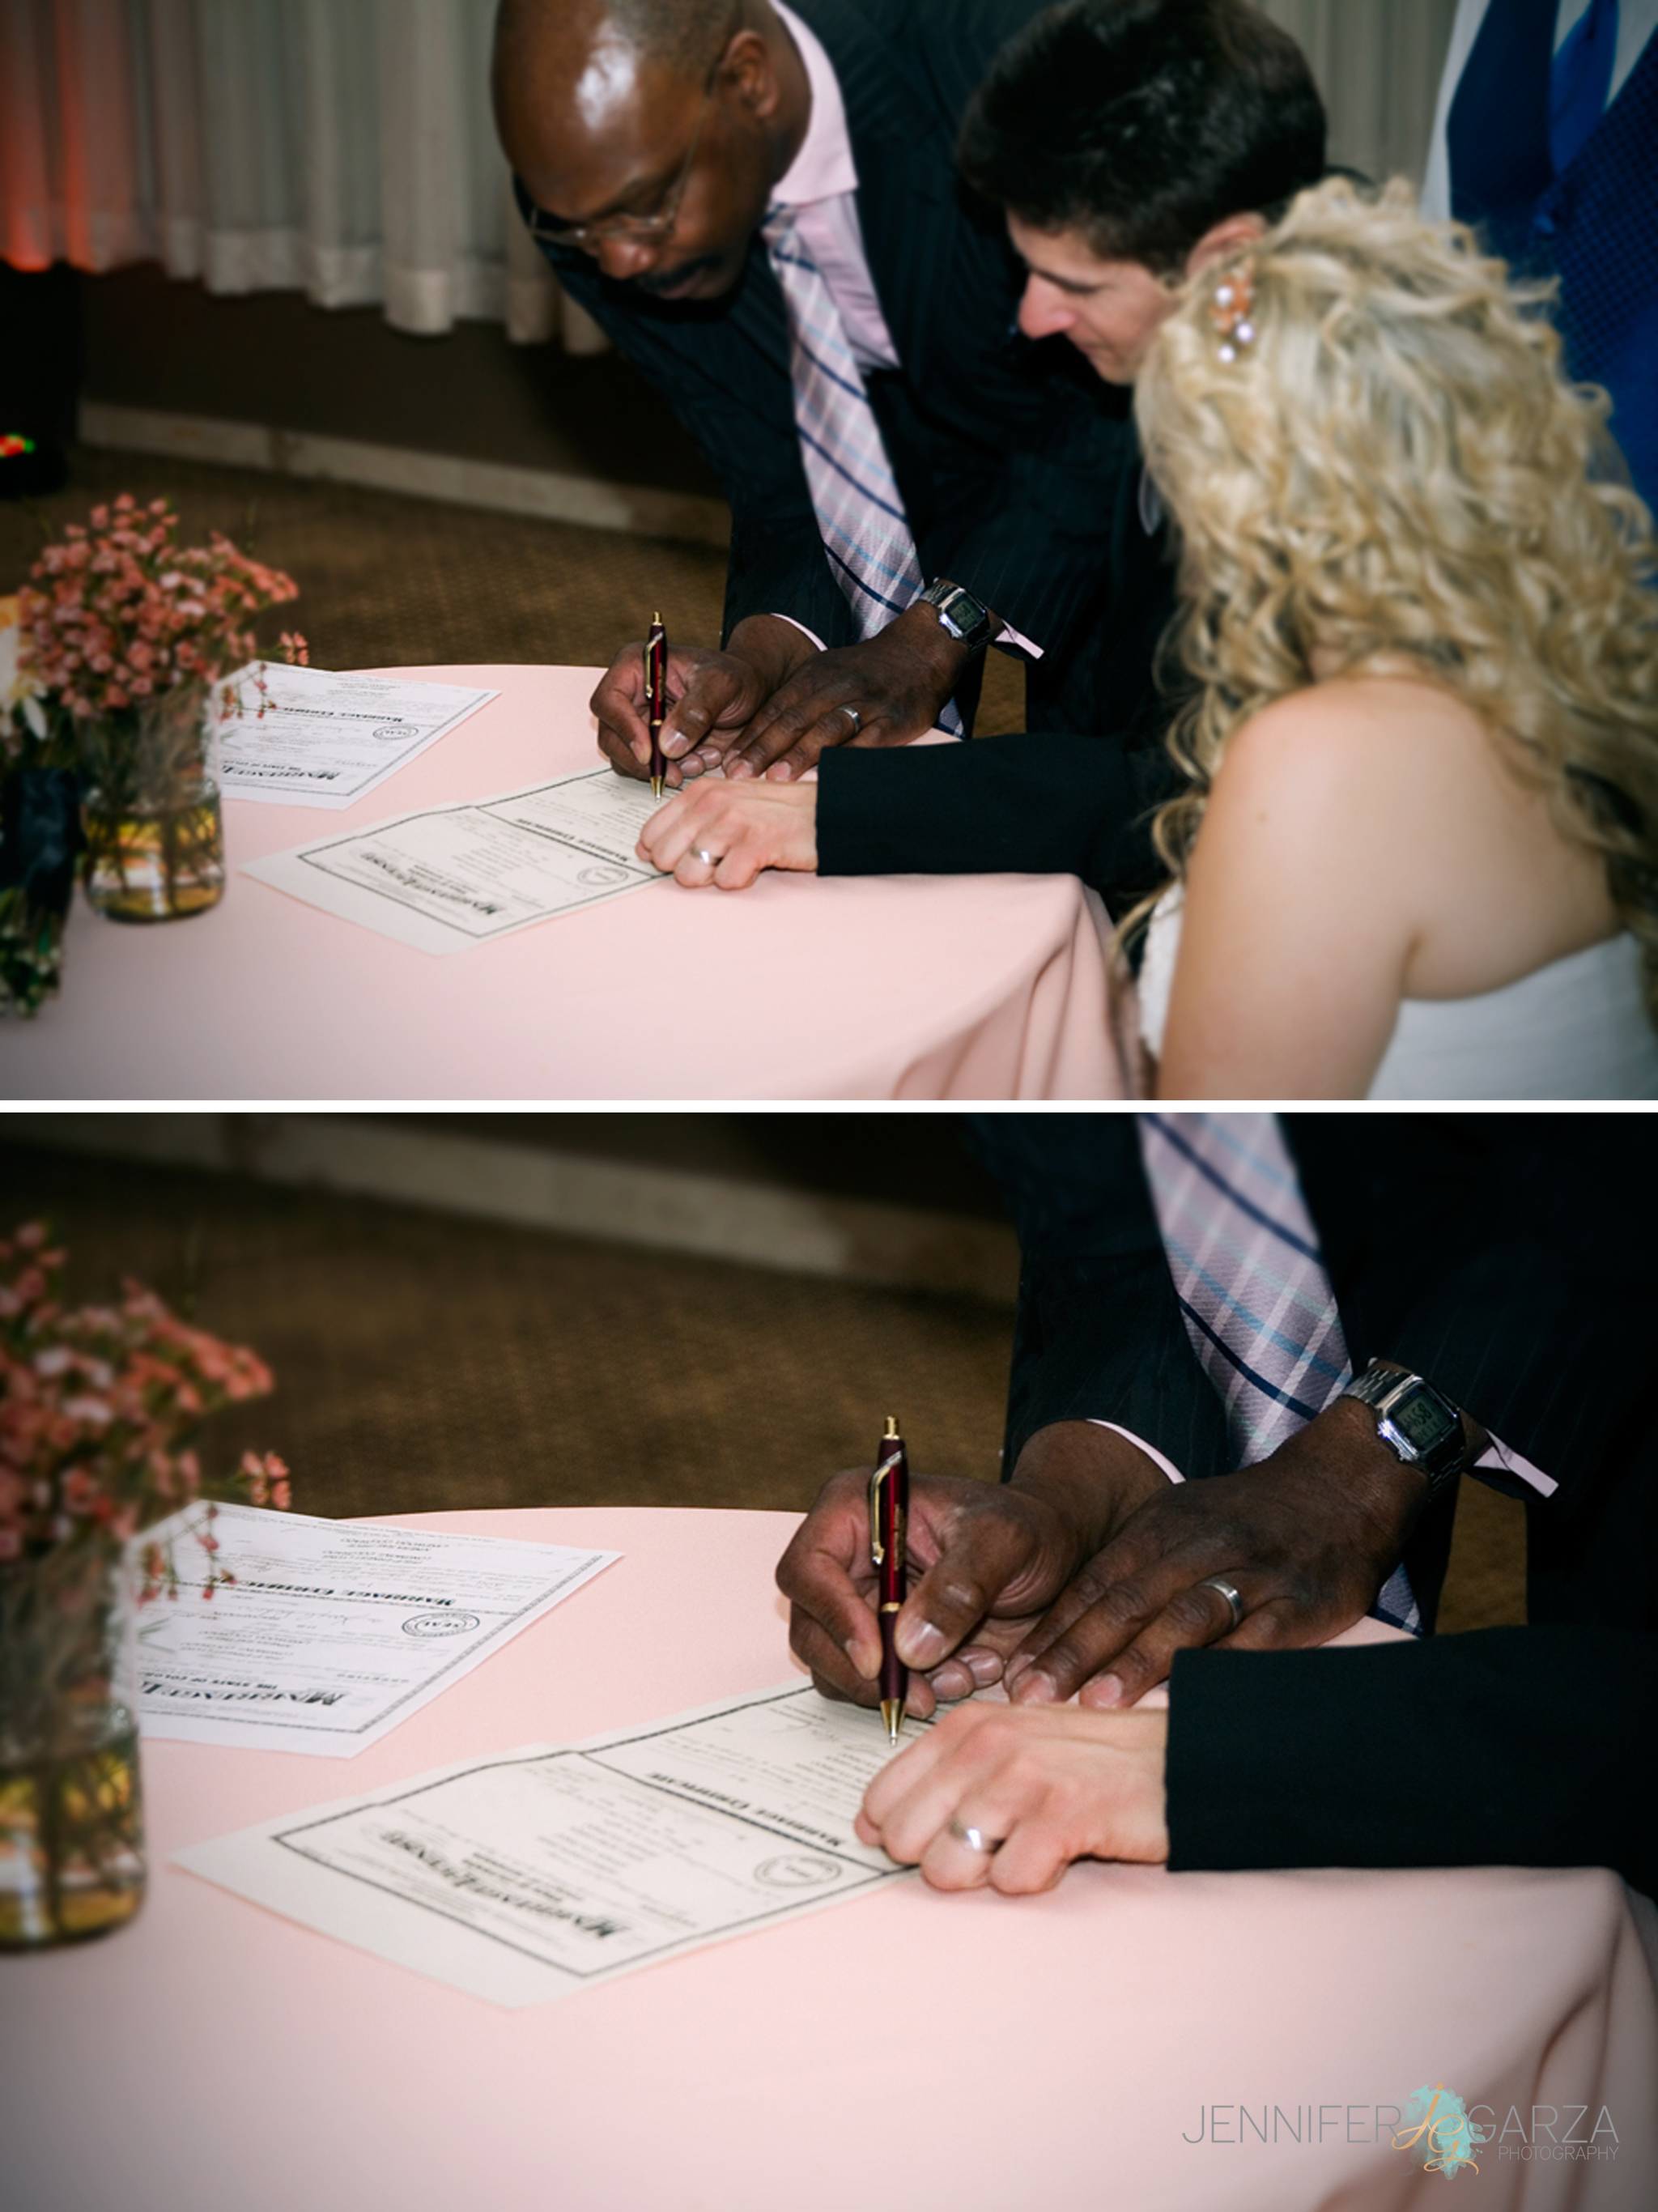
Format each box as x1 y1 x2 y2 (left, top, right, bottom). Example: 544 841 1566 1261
1474 1435 1557 1499
1092 1418 1555 1499
774 608 1043 663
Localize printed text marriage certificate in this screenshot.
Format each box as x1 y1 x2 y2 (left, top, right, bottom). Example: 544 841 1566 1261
177 1684 928 2004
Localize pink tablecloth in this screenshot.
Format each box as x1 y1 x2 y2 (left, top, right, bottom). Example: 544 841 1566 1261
3 1507 1652 2212
0 666 1121 1100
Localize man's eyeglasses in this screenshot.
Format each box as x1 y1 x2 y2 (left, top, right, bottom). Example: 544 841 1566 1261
525 82 716 251
525 61 721 252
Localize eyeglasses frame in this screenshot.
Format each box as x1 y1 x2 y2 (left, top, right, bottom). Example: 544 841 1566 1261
524 12 742 253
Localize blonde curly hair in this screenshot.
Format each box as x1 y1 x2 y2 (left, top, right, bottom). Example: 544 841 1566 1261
1133 175 1658 1021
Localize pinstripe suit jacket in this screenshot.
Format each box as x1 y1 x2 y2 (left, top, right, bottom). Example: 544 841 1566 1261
526 0 1167 738
969 1115 1658 1633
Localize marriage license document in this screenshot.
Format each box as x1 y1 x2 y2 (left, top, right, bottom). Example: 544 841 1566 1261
176 1683 927 2004
137 1504 617 1755
240 766 670 951
216 663 498 810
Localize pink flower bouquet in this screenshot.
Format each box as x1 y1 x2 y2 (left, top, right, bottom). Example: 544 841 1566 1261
16 495 298 718
0 1219 290 1589
0 1219 290 1948
12 496 302 925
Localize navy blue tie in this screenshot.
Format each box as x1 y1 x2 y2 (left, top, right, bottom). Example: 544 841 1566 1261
1447 2 1658 514
1550 0 1620 173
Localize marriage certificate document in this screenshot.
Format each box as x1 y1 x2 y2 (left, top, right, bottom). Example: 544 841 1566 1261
240 767 670 951
176 1682 928 2004
136 1504 617 1755
216 663 497 809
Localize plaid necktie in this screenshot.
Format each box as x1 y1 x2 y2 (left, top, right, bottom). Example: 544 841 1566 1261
1137 1112 1419 1632
762 208 963 736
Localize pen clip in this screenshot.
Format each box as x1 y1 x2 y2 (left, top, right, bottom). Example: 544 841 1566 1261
868 1451 899 1568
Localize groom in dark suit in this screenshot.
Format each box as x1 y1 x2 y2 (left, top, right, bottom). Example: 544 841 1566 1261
491 0 1324 808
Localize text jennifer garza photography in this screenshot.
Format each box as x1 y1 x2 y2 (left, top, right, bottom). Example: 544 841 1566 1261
1180 2090 1621 2178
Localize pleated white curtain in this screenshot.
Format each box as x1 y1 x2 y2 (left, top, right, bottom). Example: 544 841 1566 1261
0 0 604 347
1 0 1460 351
1259 0 1463 185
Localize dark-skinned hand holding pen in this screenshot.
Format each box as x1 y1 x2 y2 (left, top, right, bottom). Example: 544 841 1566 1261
776 1423 1171 1719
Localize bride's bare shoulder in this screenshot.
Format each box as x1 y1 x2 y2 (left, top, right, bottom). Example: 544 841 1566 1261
1212 674 1491 816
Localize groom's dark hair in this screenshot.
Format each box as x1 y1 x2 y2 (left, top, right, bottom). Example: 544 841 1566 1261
959 0 1327 274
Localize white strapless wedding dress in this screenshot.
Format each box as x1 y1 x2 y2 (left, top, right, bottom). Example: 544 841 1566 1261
1137 890 1658 1100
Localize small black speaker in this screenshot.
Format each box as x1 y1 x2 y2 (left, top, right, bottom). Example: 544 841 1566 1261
0 260 83 499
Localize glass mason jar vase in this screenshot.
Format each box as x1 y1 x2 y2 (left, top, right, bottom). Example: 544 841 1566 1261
79 679 224 921
0 1538 146 1948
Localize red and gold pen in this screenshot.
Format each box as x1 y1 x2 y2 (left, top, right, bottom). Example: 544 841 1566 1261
644 611 667 798
869 1415 909 1743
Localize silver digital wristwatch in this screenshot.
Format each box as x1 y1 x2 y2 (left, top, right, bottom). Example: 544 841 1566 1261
1341 1359 1469 1504
916 578 994 652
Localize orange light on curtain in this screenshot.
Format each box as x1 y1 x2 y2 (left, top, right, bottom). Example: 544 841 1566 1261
0 0 589 349
1 0 158 272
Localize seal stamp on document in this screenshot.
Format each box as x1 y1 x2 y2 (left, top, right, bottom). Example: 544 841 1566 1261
402 1611 483 1638
752 1854 843 1889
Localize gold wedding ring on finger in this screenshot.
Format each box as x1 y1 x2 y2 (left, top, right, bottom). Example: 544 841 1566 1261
1197 1575 1246 1631
946 1817 1003 1854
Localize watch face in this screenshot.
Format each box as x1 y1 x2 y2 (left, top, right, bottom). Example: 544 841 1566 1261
1391 1385 1455 1453
931 585 986 640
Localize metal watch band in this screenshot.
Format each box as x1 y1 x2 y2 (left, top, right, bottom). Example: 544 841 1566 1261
917 579 993 652
1341 1359 1468 1502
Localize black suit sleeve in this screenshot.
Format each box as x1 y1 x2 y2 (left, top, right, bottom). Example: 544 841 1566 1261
1166 1629 1658 1899
963 1116 1231 1482
816 733 1179 907
534 228 861 650
1284 1120 1658 1527
941 379 1142 672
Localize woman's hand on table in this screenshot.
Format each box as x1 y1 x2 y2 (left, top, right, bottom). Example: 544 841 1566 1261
636 779 818 888
857 1703 1170 1891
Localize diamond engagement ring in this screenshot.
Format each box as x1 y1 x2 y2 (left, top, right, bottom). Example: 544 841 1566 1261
946 1818 1003 1854
839 705 863 734
1197 1575 1246 1631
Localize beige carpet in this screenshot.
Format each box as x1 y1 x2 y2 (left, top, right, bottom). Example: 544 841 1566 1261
1439 1478 1527 1633
2 1138 1523 1630
0 445 1027 734
1 1142 1013 1520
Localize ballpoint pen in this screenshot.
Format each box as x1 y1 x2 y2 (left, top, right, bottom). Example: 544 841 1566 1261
869 1415 909 1744
644 612 667 798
